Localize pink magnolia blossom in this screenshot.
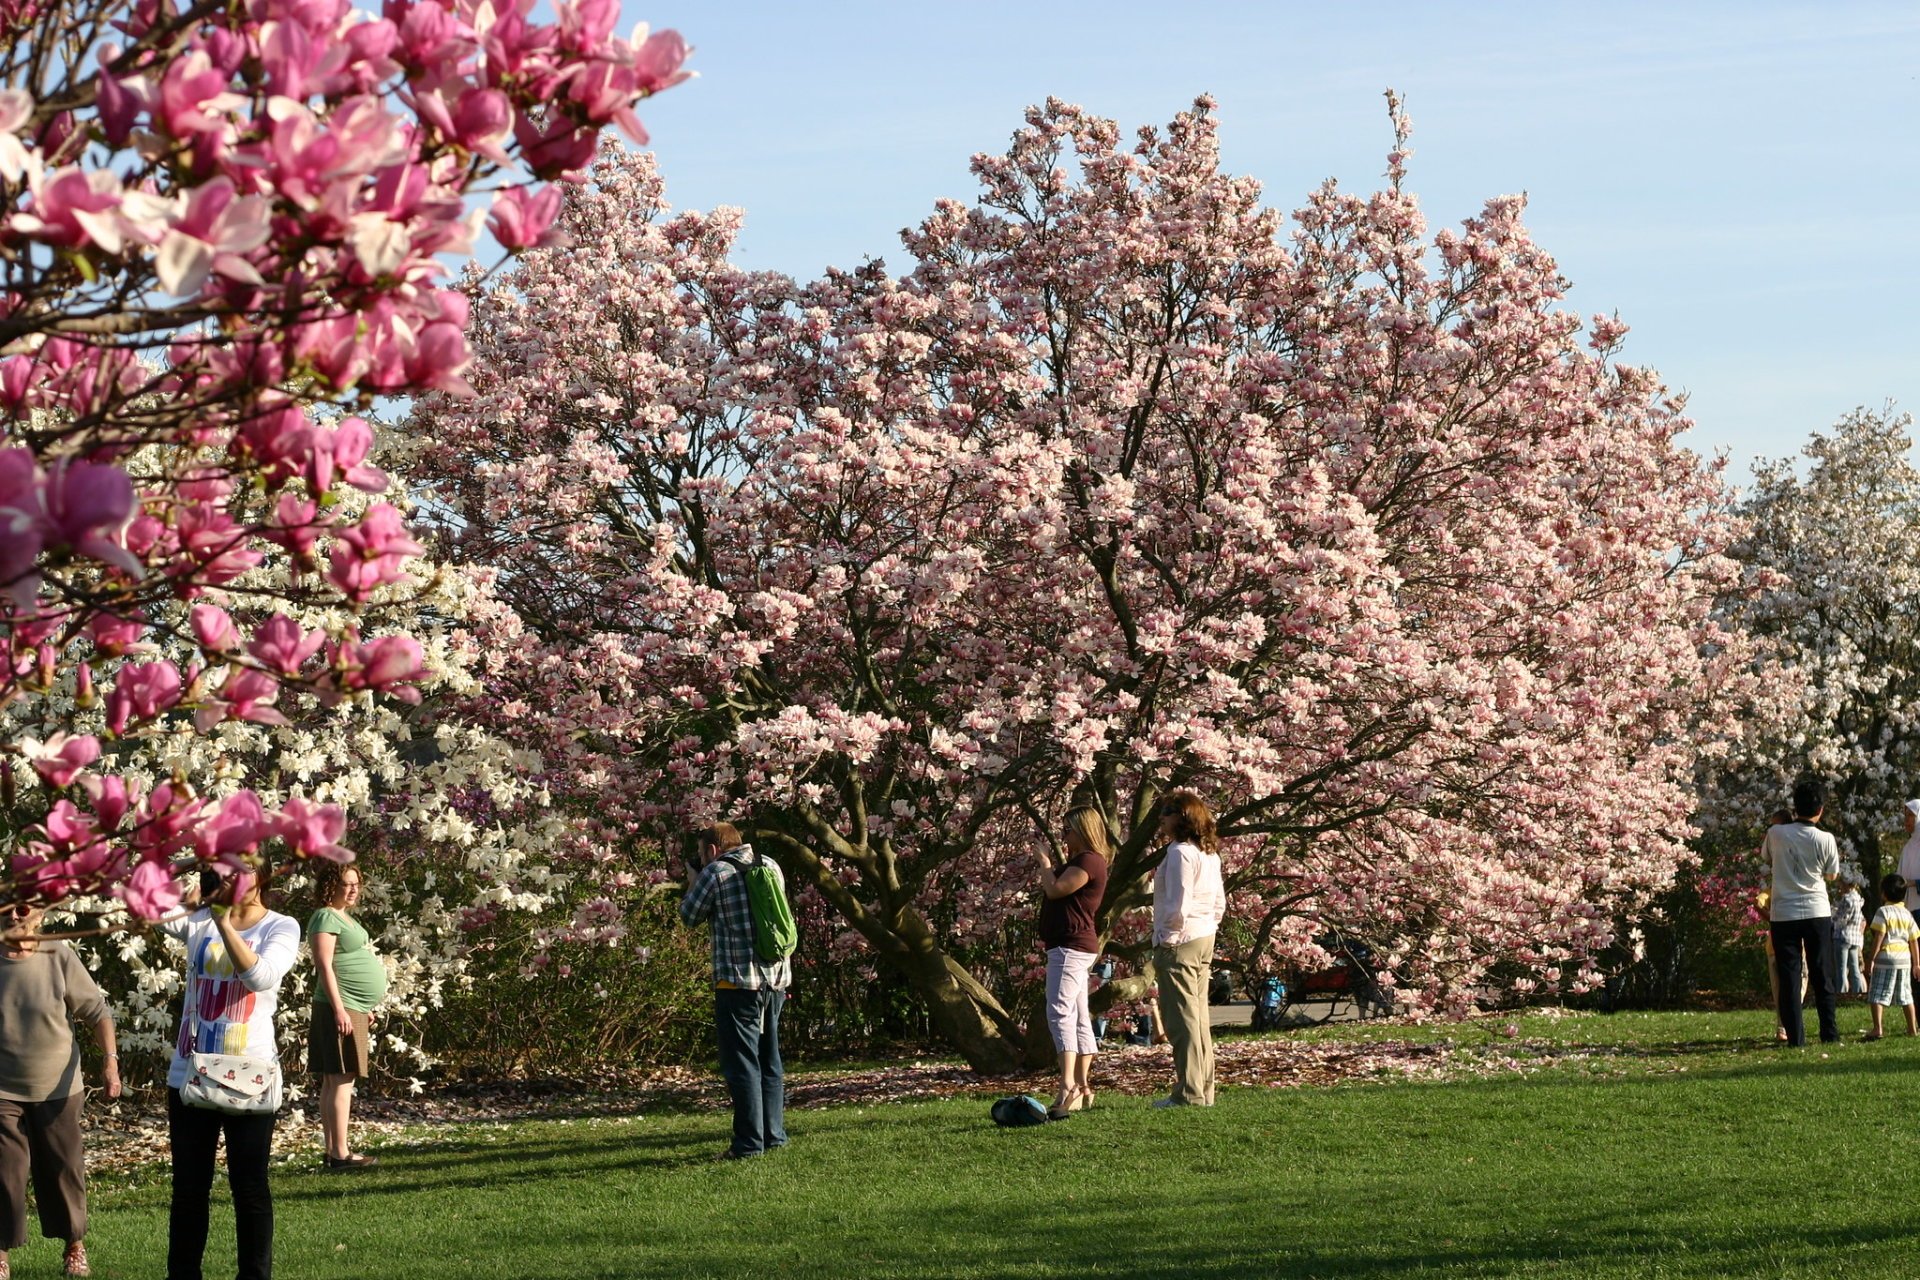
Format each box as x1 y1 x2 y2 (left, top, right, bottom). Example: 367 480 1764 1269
122 858 183 920
194 791 270 868
320 632 426 704
104 660 184 734
189 604 239 651
247 614 326 676
275 796 352 861
0 87 32 183
154 176 271 296
81 775 138 832
23 734 101 788
488 184 565 251
326 502 424 601
194 667 289 731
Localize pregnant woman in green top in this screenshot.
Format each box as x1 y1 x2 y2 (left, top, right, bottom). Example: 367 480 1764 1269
306 864 388 1170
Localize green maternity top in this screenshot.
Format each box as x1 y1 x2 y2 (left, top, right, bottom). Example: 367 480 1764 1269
306 907 389 1013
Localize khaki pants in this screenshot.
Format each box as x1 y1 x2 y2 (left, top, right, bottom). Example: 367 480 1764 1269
0 1092 86 1248
1155 935 1216 1105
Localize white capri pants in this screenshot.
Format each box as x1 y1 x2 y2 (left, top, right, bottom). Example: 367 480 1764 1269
1045 947 1099 1055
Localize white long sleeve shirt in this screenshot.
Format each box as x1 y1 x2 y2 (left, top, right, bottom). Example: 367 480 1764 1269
159 909 301 1089
1152 841 1226 947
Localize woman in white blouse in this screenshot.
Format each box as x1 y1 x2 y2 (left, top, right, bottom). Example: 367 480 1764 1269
1149 791 1227 1108
159 858 300 1280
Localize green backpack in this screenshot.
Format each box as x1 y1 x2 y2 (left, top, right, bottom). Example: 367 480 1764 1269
724 851 798 963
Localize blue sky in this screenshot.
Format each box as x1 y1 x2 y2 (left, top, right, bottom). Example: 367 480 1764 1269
624 1 1919 481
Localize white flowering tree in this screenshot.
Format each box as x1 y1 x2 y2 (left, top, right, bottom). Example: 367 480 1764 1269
1702 407 1920 892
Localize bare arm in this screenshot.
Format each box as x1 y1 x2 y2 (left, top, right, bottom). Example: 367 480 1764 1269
91 1014 120 1098
1035 849 1090 900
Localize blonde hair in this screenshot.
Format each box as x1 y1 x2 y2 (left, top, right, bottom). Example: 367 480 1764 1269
1064 807 1112 859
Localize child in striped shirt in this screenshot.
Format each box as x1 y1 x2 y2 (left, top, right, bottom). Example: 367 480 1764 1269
1864 873 1920 1040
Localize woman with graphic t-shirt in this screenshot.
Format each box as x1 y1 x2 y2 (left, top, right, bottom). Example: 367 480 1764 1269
159 858 299 1280
1034 808 1110 1120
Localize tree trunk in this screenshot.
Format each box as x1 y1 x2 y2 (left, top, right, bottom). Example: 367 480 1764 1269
891 945 1025 1074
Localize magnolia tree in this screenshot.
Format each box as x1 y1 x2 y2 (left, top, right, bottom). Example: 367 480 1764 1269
0 0 688 921
1701 407 1920 901
412 100 1749 1071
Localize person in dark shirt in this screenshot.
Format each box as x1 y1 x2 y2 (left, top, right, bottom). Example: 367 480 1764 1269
1035 807 1110 1119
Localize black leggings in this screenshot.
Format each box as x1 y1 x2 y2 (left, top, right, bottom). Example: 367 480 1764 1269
168 1087 275 1280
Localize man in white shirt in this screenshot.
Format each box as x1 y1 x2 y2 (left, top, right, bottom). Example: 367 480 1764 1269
1149 792 1228 1107
1896 800 1920 913
1765 779 1842 1047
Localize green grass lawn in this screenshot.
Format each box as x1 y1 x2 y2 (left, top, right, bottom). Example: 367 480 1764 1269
49 1007 1920 1279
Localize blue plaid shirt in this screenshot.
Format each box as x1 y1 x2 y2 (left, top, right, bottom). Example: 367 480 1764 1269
679 844 792 990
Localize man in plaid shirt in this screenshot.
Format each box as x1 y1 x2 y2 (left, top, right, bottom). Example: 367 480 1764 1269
680 822 791 1158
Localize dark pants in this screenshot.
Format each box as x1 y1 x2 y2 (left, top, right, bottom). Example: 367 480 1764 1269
0 1092 86 1248
1772 918 1841 1046
168 1087 275 1280
715 987 786 1156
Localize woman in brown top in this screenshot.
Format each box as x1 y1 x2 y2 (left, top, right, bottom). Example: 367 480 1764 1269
1035 808 1110 1119
0 903 120 1280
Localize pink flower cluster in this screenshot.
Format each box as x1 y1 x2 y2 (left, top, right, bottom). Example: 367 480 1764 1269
1 0 688 911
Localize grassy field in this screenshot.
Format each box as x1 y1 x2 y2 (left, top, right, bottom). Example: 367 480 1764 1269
44 1007 1920 1279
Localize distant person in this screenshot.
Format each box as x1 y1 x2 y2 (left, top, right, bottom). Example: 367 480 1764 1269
680 823 790 1159
1863 874 1920 1040
162 860 300 1280
1034 807 1110 1118
307 863 388 1170
1149 792 1227 1108
1898 800 1920 913
1830 877 1867 998
0 903 120 1280
1764 779 1841 1046
1758 809 1796 1042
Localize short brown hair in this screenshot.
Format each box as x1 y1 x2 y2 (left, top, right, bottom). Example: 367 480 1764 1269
700 822 743 853
1155 791 1218 853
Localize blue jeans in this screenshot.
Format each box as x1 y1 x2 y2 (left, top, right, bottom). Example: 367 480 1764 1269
715 987 786 1156
1836 943 1867 995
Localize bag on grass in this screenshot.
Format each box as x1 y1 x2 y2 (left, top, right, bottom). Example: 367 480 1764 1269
991 1095 1052 1127
724 850 798 963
